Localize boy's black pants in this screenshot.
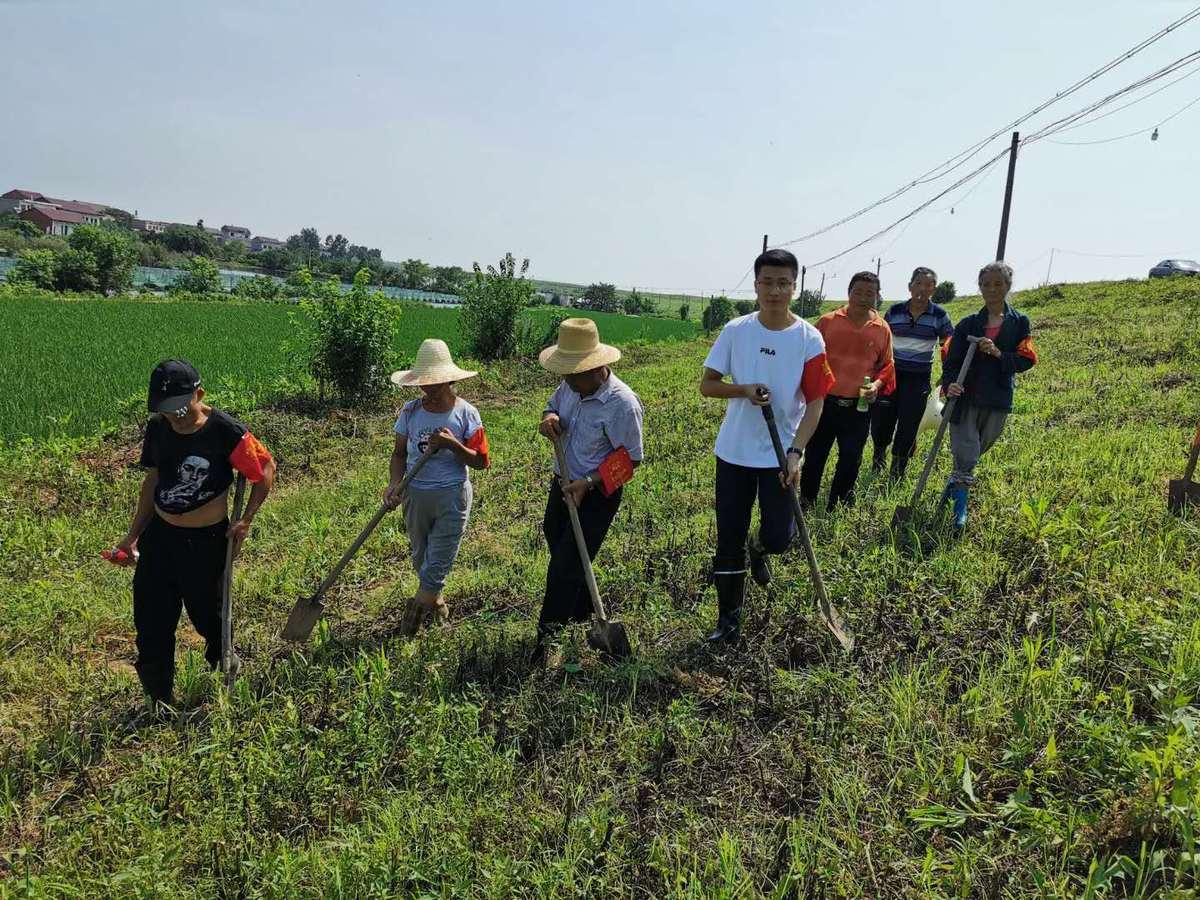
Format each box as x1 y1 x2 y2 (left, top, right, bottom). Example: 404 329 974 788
132 516 228 702
870 370 931 474
799 400 871 510
539 479 623 634
713 457 795 573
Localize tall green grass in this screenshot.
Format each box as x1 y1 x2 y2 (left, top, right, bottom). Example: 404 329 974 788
1 278 1198 895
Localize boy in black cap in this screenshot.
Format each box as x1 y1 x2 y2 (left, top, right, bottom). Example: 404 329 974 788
110 359 275 710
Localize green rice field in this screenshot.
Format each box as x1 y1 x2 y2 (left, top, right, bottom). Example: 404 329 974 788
0 295 696 442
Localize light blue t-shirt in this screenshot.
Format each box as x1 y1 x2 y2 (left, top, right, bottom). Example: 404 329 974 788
394 397 487 490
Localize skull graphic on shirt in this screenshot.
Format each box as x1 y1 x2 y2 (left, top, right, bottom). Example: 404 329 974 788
159 455 215 506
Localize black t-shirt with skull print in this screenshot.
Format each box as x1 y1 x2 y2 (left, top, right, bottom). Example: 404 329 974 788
139 408 248 514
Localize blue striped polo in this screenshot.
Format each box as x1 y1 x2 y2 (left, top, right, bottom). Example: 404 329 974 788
883 300 954 374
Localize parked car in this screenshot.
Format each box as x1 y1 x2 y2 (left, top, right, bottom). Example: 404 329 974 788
1149 259 1200 278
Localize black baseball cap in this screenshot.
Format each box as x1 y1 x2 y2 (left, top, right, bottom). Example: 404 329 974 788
148 359 201 414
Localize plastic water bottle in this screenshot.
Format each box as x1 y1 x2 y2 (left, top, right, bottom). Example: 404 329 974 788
856 376 872 412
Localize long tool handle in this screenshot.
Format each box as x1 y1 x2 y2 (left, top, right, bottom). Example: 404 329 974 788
311 444 438 604
761 404 852 652
1184 421 1200 484
222 474 248 688
553 434 609 624
907 337 981 510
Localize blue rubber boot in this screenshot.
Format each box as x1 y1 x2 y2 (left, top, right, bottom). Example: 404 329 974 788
951 486 969 529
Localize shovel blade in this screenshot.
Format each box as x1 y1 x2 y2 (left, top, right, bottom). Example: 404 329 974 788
586 620 633 660
281 596 324 642
817 597 855 653
1168 479 1200 514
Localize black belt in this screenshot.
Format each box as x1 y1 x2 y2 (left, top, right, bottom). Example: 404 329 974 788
829 395 862 408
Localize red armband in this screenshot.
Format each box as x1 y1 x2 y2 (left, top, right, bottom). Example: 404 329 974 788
598 447 635 497
465 427 490 468
230 432 273 483
1017 336 1038 365
800 353 836 402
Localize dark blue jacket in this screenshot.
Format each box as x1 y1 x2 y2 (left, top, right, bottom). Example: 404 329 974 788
941 303 1037 414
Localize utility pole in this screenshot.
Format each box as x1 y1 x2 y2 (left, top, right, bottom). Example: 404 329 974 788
1044 248 1055 285
818 272 826 298
799 265 806 297
875 257 881 277
762 234 768 254
995 131 1020 261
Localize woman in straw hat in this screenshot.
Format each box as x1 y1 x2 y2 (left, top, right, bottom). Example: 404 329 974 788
533 318 644 662
385 339 490 635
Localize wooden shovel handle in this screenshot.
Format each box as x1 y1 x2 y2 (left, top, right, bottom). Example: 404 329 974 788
552 434 609 624
311 443 438 603
1184 421 1200 483
222 474 247 685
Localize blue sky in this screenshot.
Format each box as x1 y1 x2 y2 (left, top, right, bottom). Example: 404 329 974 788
2 0 1197 299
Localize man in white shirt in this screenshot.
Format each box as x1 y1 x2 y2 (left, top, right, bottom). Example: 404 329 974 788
699 249 835 643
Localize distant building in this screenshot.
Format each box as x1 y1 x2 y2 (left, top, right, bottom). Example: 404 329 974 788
2 189 112 225
19 206 85 237
250 235 283 252
220 225 251 244
133 219 169 234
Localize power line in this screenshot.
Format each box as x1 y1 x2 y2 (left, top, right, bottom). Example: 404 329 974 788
804 47 1200 268
1048 56 1200 134
771 5 1200 249
1044 91 1200 144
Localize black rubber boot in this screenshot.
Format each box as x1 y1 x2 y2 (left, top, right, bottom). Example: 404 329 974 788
871 448 887 474
706 573 745 643
747 537 771 587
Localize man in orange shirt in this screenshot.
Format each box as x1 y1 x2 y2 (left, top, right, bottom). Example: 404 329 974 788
799 271 896 510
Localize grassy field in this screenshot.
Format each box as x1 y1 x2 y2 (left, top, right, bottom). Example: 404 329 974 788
2 278 1199 895
0 293 695 441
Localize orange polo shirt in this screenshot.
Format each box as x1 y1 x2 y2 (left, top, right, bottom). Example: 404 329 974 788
815 306 896 398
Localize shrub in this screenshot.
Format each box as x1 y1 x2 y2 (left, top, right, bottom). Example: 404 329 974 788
580 282 620 313
702 296 735 332
791 289 824 318
679 303 690 320
932 281 956 305
460 252 534 360
55 248 100 292
67 225 138 293
233 275 284 302
296 267 399 404
170 256 223 295
517 309 573 357
734 299 756 316
10 249 58 290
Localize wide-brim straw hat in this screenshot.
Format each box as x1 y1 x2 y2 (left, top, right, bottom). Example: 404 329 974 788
538 318 622 375
390 338 478 387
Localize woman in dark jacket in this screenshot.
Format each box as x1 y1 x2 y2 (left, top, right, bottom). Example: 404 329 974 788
939 261 1038 528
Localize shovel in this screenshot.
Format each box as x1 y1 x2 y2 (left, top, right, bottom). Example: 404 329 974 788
1168 421 1200 514
280 444 438 642
891 335 982 530
551 434 632 660
760 404 854 652
221 474 247 690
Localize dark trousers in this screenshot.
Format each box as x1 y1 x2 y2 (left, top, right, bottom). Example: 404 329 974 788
870 370 932 474
714 457 795 572
800 400 871 509
132 516 228 702
539 479 623 632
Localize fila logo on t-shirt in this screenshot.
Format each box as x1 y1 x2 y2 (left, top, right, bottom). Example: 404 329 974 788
759 347 776 356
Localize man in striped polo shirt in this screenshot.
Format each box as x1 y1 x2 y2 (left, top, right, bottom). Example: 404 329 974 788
870 267 954 480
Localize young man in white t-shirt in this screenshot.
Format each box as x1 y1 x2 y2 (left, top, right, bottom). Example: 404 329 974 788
699 249 835 643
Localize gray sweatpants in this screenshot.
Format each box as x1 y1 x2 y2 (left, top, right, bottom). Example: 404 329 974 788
403 482 473 592
948 405 1008 486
